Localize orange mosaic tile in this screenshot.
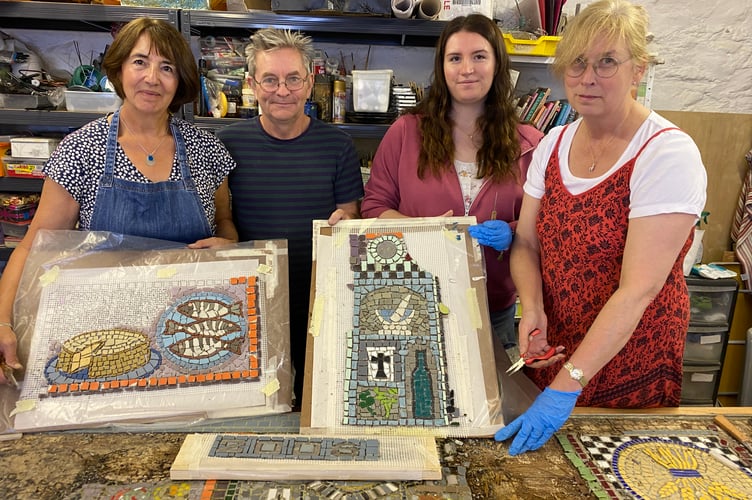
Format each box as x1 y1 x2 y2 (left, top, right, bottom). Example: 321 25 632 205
250 369 259 378
248 276 256 286
230 277 239 285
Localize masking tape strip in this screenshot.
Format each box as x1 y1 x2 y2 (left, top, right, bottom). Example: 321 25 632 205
261 378 280 396
9 399 35 417
465 287 482 330
156 267 178 279
38 265 60 287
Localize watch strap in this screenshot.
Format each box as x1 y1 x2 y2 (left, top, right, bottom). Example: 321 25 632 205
564 361 587 387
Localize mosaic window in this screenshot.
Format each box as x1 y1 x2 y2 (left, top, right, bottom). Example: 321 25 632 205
346 233 450 427
306 219 503 437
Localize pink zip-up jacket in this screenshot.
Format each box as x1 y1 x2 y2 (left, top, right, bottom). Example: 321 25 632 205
362 113 543 312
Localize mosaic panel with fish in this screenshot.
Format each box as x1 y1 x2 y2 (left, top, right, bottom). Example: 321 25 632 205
41 276 260 396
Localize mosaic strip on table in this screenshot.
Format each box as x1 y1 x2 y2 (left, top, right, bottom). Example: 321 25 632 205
40 276 261 397
210 435 379 461
346 232 452 427
558 432 752 499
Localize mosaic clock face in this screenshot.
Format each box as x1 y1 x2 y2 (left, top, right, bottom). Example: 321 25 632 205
367 234 407 265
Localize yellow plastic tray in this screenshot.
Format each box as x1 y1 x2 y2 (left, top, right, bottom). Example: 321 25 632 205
503 34 561 57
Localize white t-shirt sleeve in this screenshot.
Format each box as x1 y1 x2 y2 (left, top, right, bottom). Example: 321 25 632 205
522 112 707 219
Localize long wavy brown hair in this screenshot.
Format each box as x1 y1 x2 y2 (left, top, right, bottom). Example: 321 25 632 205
413 14 521 182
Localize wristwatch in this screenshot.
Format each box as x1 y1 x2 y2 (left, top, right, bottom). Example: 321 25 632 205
564 362 587 387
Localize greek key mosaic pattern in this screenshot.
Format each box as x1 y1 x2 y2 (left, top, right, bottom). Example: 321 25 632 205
209 435 380 461
345 233 452 427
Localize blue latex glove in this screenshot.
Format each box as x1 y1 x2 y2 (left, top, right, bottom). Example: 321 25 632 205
467 220 513 252
494 387 581 455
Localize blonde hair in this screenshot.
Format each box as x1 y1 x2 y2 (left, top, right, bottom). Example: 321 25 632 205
552 0 650 79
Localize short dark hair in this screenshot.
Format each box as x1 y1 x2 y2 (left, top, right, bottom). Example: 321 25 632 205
102 18 199 113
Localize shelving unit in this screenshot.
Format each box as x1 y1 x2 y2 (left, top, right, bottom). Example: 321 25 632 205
0 2 560 264
681 276 739 405
0 2 179 262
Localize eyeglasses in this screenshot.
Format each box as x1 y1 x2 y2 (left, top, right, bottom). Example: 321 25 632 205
253 74 308 92
566 56 627 78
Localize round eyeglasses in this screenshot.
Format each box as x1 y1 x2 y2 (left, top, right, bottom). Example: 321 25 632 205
253 75 308 92
566 56 627 78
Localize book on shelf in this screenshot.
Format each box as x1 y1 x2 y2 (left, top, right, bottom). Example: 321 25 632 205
535 100 556 130
522 87 551 123
515 88 538 119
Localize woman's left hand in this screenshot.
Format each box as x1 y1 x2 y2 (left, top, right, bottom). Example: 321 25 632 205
494 387 580 455
187 237 237 249
468 220 513 252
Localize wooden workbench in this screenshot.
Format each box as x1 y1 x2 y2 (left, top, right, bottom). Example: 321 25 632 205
1 408 750 499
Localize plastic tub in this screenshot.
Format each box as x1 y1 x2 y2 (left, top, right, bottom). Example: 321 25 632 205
64 91 122 113
352 70 393 113
503 34 560 57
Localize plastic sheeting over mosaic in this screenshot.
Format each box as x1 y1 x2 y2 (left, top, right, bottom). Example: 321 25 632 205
5 231 291 432
303 218 503 437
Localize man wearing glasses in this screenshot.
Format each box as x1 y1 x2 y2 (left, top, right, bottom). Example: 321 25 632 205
216 28 363 409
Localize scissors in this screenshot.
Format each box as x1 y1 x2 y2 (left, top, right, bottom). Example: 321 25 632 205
0 356 18 389
505 328 557 375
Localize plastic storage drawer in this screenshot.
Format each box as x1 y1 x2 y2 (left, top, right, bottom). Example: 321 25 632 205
683 326 726 365
686 276 737 326
680 365 719 404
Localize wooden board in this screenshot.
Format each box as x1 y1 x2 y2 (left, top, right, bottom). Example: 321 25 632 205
170 433 442 481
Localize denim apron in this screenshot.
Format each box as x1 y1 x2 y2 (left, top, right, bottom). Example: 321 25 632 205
89 109 212 244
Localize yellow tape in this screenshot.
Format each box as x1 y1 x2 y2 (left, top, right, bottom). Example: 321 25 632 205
38 265 60 287
156 267 177 278
261 378 280 396
465 287 482 330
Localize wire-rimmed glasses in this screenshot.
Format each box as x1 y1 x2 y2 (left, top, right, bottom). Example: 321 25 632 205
253 74 308 92
566 56 627 78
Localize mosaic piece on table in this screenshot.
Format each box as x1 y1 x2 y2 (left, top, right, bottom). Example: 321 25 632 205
13 240 289 431
305 218 502 437
170 433 442 481
209 435 379 461
558 433 752 499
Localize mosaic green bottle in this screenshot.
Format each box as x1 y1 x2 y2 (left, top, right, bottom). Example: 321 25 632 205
412 350 433 418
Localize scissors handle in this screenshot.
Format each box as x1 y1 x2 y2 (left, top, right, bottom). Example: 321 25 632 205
523 346 557 365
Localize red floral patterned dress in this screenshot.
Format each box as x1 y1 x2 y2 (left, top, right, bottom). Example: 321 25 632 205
526 126 693 408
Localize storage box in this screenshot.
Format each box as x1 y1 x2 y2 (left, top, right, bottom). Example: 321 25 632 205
680 365 719 404
64 91 122 113
0 93 53 110
0 193 40 223
10 138 60 159
503 34 561 57
684 326 726 365
120 0 208 7
271 0 327 10
3 156 46 178
352 69 393 113
687 276 737 325
1 220 30 239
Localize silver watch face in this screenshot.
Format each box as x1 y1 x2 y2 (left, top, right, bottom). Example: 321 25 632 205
571 368 583 380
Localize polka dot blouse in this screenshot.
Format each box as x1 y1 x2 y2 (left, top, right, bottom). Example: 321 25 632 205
44 115 236 233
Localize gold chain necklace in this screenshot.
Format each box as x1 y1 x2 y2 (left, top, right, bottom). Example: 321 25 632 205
120 115 170 167
582 108 632 173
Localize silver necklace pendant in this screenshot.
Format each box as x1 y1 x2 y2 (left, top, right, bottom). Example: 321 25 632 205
588 162 596 173
146 154 156 167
